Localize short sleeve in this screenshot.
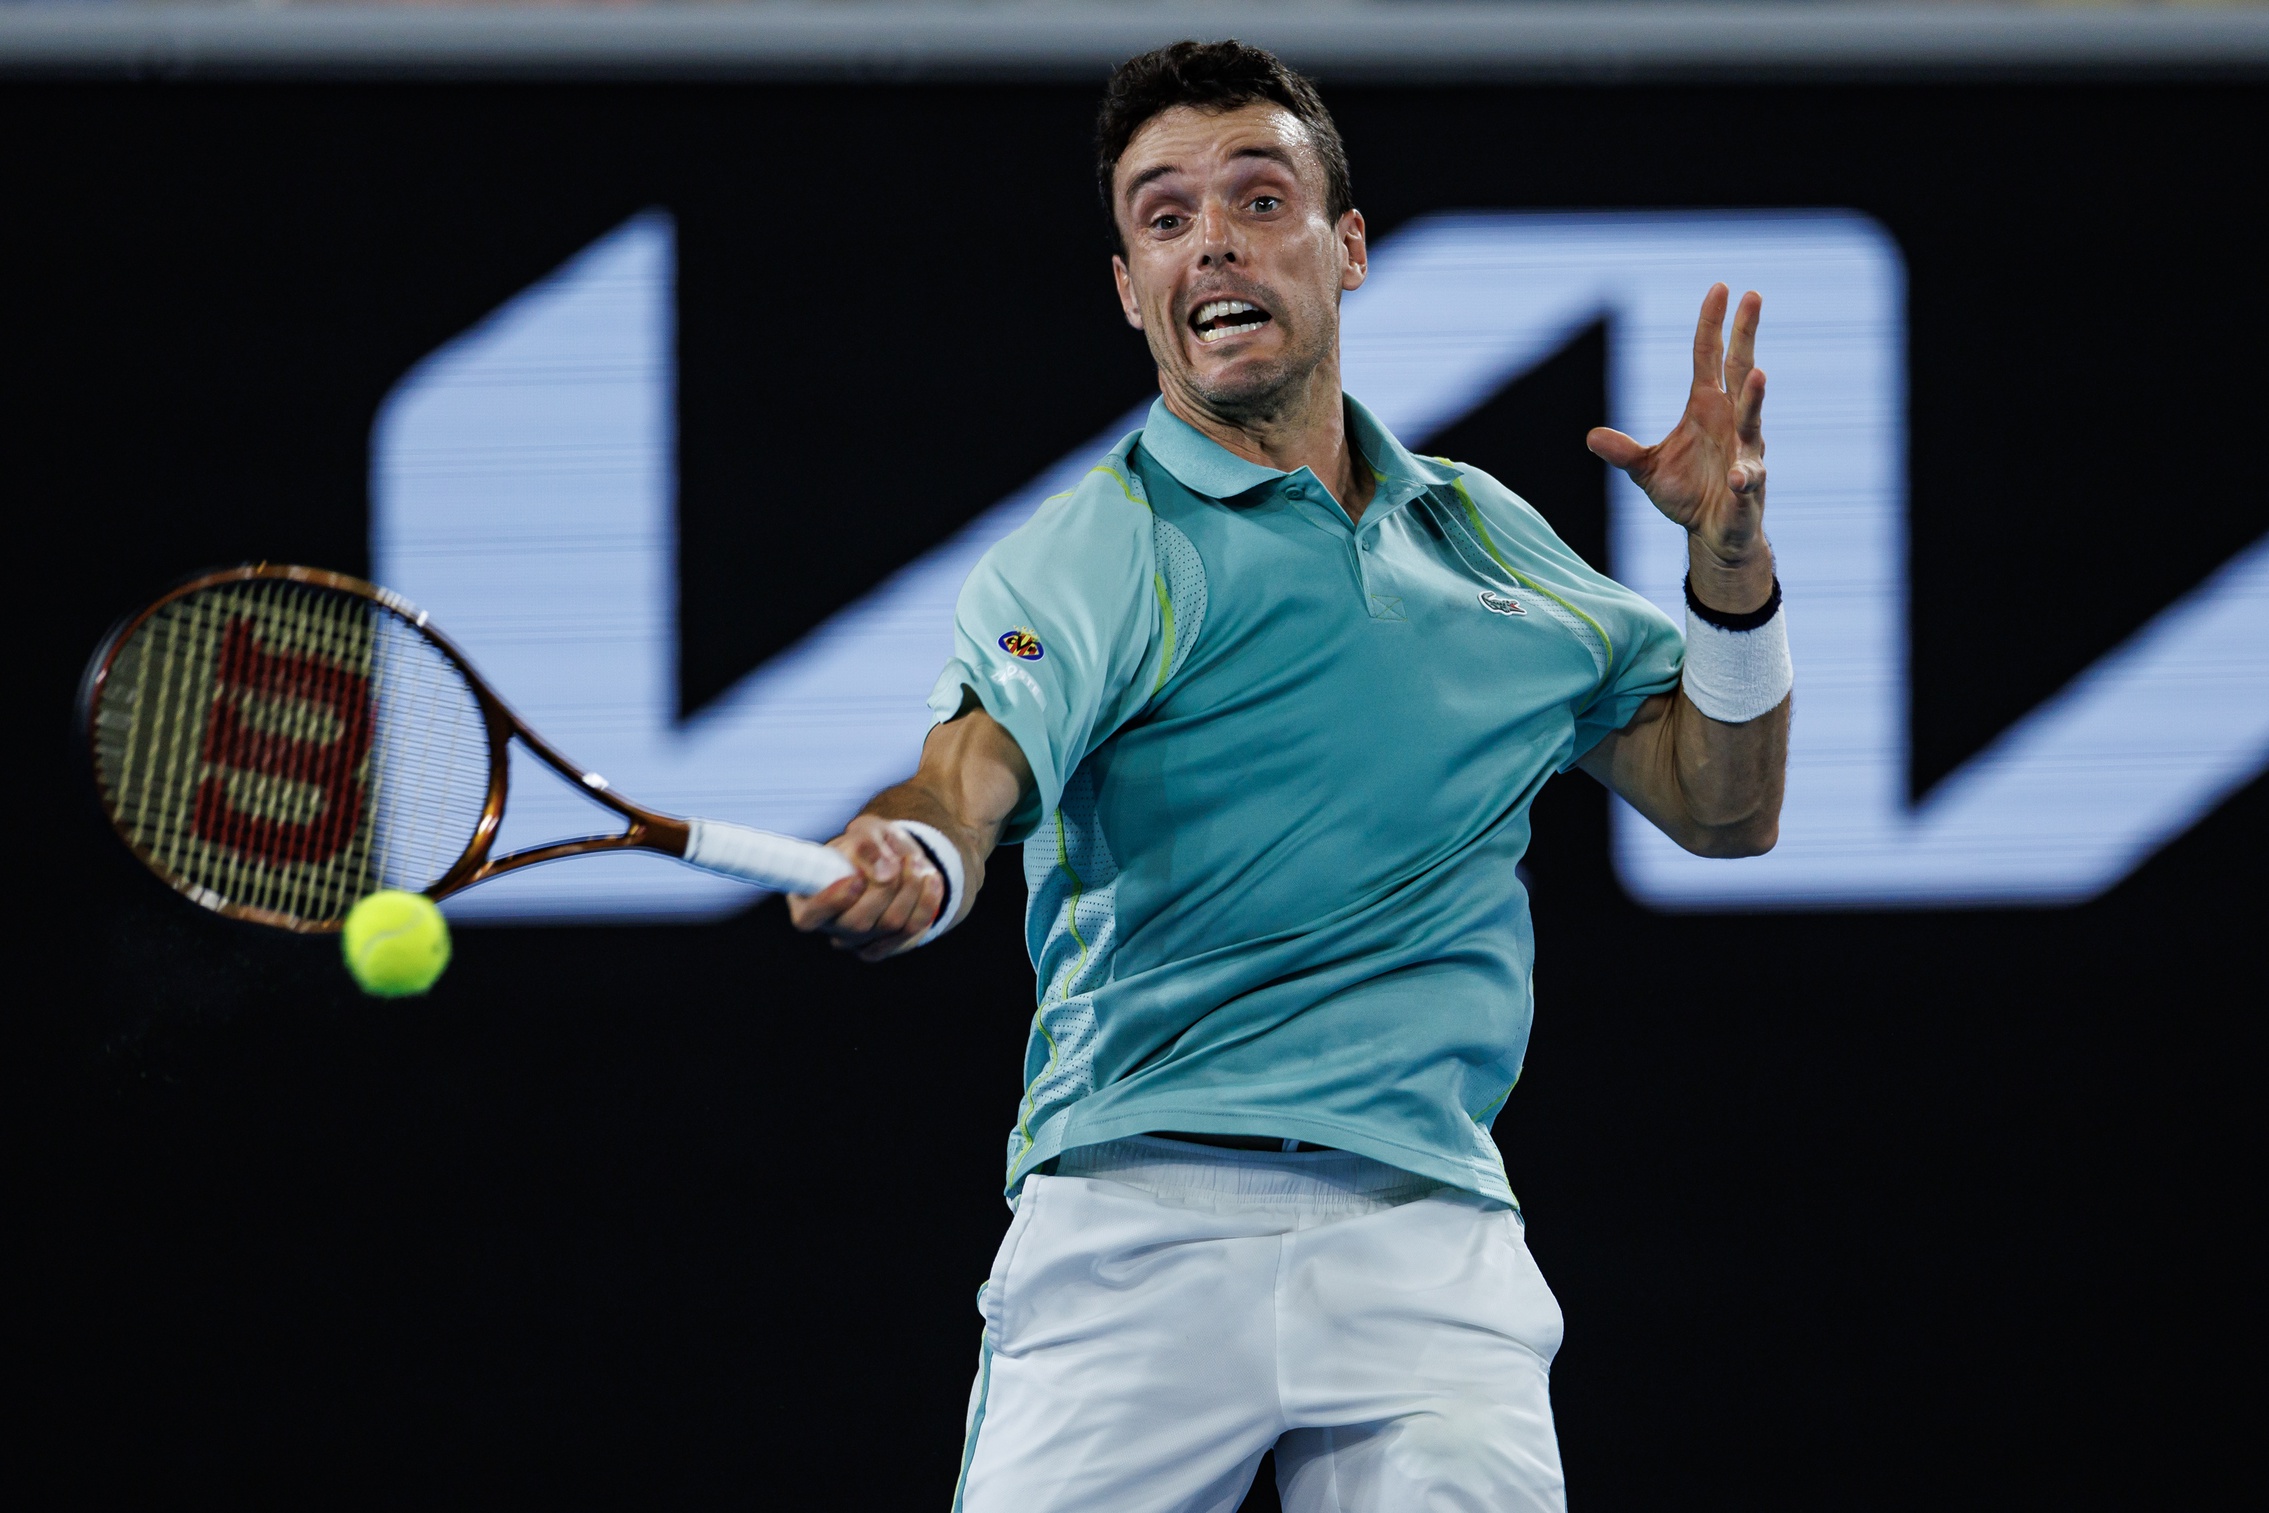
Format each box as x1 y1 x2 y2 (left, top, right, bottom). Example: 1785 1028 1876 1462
1568 622 1683 766
1441 463 1684 769
926 452 1165 842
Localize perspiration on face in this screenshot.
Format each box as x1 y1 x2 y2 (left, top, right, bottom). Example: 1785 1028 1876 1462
1109 102 1365 423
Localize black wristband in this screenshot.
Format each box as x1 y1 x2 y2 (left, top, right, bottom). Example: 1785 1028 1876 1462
901 828 954 923
1684 573 1782 632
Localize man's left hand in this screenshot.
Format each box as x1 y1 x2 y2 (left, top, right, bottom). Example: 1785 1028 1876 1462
1587 283 1773 613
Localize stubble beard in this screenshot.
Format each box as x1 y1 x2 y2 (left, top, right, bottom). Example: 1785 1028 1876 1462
1165 300 1338 430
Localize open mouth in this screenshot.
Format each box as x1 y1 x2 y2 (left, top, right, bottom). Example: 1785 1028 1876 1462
1190 299 1272 344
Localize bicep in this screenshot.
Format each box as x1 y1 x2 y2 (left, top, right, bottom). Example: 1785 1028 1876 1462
1588 694 1679 803
1575 687 1786 858
1574 690 1696 841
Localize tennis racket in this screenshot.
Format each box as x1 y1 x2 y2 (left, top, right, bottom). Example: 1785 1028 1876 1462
80 563 855 932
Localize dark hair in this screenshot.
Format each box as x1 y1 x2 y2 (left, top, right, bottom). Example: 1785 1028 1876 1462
1095 39 1355 255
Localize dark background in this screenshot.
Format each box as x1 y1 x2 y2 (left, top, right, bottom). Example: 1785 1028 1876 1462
6 77 2262 1507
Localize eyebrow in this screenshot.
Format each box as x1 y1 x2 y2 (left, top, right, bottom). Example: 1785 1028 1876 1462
1122 145 1303 204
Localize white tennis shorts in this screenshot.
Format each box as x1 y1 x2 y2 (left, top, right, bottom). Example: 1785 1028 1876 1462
951 1136 1567 1513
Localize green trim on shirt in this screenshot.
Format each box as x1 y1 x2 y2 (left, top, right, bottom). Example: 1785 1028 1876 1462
1009 809 1089 1179
1444 470 1616 677
1151 573 1177 696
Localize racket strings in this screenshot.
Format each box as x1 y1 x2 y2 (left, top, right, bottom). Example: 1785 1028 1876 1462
92 578 492 928
367 613 489 898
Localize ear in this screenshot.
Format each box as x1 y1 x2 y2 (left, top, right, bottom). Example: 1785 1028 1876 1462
1112 254 1145 330
1338 208 1368 294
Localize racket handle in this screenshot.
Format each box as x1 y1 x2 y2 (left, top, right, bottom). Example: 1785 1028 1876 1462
681 819 855 894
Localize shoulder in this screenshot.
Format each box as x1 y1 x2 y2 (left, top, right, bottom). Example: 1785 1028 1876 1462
1427 457 1560 551
978 432 1158 582
1429 455 1679 656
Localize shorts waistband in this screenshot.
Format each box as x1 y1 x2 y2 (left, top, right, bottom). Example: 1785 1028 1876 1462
1055 1135 1443 1205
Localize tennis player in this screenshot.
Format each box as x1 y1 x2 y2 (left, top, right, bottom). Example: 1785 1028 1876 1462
789 40 1791 1513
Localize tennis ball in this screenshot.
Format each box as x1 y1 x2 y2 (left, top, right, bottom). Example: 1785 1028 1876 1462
341 890 451 998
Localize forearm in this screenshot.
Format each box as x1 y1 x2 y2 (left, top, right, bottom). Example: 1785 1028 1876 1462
1663 530 1786 850
1580 545 1790 857
859 699 1031 904
1680 523 1783 820
1666 688 1788 853
1581 689 1783 859
787 699 1032 958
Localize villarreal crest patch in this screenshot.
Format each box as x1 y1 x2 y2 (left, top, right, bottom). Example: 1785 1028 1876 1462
1479 590 1526 616
998 627 1045 660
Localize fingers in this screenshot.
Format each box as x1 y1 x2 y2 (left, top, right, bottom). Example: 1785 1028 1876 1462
856 871 946 963
786 867 865 932
1723 289 1762 401
829 830 927 933
1586 426 1649 475
788 822 892 932
865 848 933 938
788 815 943 959
836 815 907 887
1734 365 1766 447
1690 282 1731 390
1729 368 1768 497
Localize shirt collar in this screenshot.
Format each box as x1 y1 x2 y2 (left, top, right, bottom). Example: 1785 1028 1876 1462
1139 394 1455 512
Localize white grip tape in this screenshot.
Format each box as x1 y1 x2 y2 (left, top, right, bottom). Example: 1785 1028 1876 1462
682 818 855 894
1681 603 1793 724
893 820 969 949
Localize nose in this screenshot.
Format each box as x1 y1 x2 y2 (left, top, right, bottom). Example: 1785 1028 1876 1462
1196 197 1240 266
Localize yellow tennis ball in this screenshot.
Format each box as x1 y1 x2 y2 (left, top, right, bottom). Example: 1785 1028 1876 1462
341 890 452 998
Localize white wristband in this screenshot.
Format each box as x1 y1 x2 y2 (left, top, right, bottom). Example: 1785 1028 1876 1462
1681 585 1793 724
892 820 970 949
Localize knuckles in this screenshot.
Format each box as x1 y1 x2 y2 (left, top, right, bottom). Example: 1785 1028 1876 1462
794 854 941 954
794 820 945 957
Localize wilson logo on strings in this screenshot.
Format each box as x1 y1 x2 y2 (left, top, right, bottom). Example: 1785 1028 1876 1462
196 617 373 866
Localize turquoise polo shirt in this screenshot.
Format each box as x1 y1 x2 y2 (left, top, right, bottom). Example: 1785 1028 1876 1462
928 395 1683 1206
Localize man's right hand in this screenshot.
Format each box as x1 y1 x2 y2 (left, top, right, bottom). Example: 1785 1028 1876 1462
785 698 1033 963
787 814 946 962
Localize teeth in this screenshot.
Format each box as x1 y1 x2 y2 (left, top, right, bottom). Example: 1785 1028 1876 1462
1193 299 1264 337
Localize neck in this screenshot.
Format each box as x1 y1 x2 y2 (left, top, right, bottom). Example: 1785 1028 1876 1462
1159 359 1377 524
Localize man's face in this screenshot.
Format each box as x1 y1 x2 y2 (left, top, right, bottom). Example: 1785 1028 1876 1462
1111 102 1367 421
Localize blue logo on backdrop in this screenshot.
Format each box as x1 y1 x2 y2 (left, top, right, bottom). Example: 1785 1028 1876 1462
371 210 2269 921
